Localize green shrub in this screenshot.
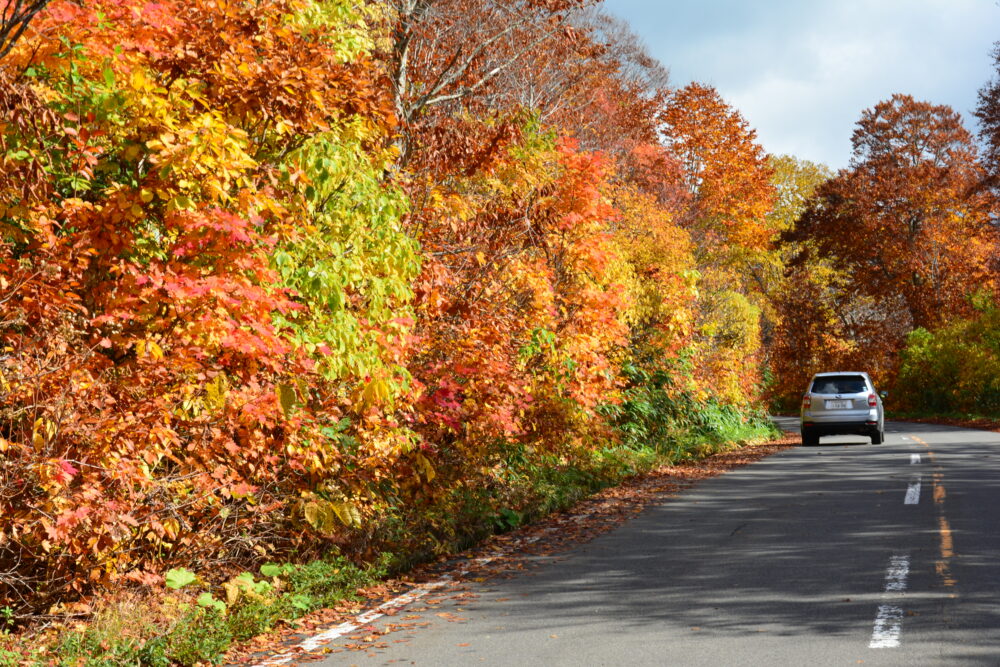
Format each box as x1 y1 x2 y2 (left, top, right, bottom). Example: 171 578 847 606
895 296 1000 414
164 608 230 666
605 360 777 460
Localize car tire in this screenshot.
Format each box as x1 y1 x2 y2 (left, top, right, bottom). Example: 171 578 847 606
871 430 884 445
801 430 818 447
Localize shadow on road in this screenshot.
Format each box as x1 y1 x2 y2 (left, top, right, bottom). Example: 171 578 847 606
440 421 1000 663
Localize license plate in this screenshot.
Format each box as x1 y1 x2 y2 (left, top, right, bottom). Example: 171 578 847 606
825 400 852 409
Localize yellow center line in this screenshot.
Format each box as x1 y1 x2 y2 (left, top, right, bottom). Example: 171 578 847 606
933 472 946 504
911 435 956 587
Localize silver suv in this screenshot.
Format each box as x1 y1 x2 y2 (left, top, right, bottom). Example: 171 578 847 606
800 372 885 446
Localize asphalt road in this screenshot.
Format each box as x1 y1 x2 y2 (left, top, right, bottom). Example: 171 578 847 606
306 420 1000 666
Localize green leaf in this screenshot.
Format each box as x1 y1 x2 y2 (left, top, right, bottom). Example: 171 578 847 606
165 567 197 590
289 594 314 612
196 592 226 613
260 563 294 578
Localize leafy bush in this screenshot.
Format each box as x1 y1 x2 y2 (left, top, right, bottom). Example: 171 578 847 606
895 297 1000 414
605 360 777 460
163 608 231 666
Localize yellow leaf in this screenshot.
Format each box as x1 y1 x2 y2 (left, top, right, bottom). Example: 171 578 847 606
205 375 228 411
162 518 180 540
302 501 320 529
415 453 436 482
32 418 45 451
130 69 148 91
330 500 361 527
223 580 242 606
359 378 391 409
320 503 338 532
277 383 296 418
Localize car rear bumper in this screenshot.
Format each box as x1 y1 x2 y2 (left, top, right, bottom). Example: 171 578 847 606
801 421 880 436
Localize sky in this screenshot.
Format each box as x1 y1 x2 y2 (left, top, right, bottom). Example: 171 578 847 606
602 0 1000 170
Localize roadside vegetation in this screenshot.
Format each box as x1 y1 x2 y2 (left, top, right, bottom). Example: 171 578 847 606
0 0 998 662
2 418 778 665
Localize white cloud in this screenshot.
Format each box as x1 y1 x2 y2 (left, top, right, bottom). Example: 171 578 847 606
602 0 1000 168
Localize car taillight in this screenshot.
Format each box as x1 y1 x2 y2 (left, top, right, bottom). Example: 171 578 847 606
868 393 878 407
802 394 811 409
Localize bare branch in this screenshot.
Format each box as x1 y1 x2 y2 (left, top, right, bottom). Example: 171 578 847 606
0 0 52 61
416 22 562 111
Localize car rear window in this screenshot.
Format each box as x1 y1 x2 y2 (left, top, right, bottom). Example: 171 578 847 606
811 375 868 394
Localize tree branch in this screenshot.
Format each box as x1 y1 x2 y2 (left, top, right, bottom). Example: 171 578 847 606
0 0 53 61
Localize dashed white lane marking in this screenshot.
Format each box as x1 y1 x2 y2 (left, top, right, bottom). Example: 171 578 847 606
871 605 904 648
870 554 910 649
884 555 910 591
911 454 921 465
904 477 922 505
901 436 910 441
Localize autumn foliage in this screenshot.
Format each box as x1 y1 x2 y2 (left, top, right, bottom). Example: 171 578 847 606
0 0 417 612
772 94 997 402
6 0 997 626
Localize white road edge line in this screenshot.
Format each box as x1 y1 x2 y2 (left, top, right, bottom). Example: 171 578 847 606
910 454 921 465
252 532 554 666
252 566 486 666
870 554 910 649
904 477 922 505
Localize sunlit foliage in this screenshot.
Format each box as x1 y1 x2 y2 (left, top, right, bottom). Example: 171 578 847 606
11 0 965 622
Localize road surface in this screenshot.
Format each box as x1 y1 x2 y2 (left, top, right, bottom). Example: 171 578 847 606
285 420 1000 665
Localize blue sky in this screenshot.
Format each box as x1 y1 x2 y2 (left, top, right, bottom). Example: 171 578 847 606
602 0 1000 169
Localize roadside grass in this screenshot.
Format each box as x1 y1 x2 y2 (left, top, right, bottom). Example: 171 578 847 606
0 555 387 667
1 417 779 666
